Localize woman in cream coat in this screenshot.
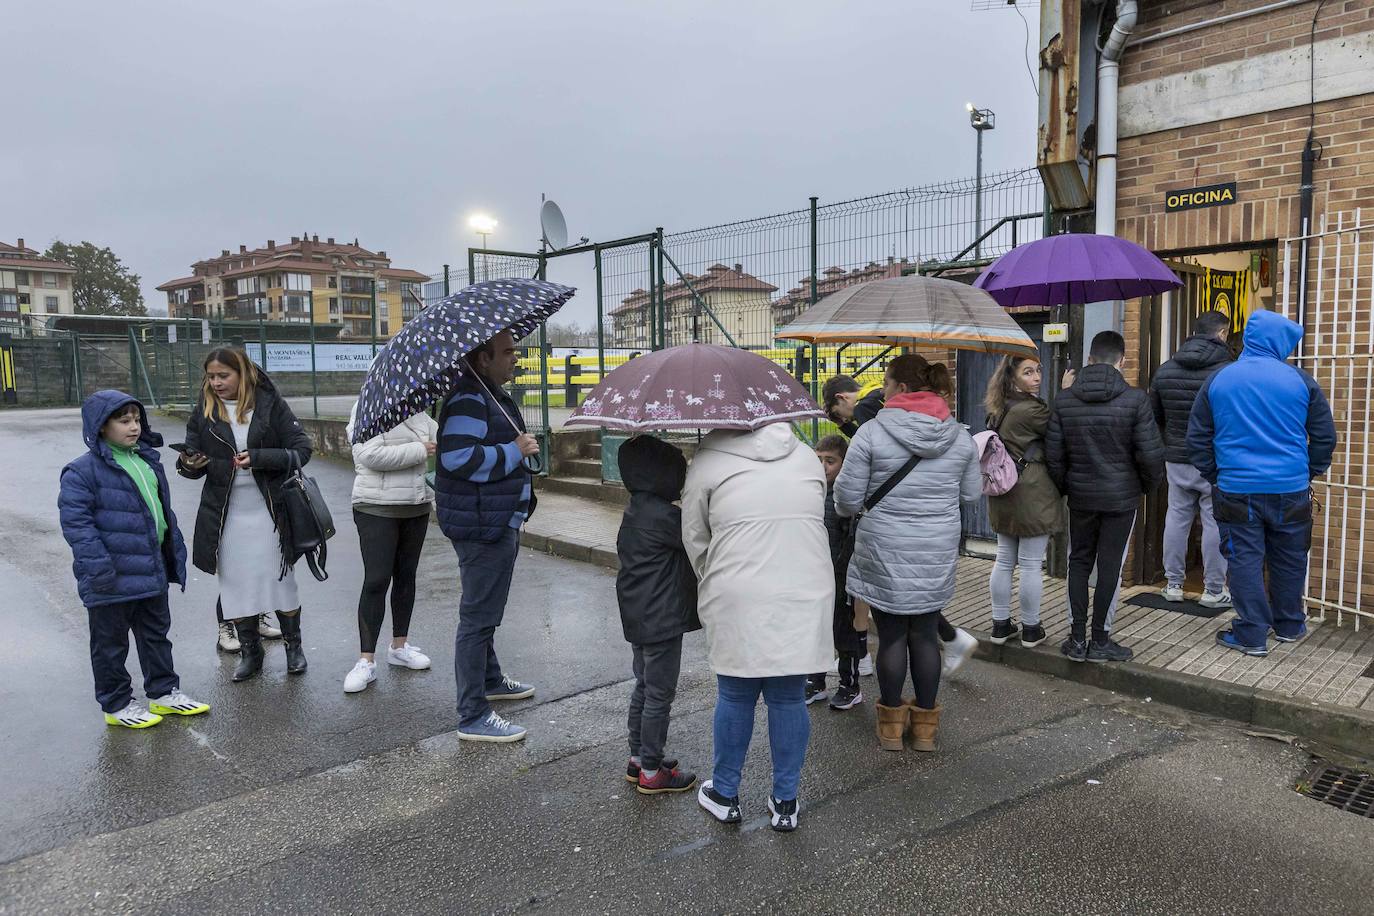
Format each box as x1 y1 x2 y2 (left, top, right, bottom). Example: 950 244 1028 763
342 404 438 693
681 422 832 832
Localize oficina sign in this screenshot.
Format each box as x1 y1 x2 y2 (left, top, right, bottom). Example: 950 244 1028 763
1165 182 1238 213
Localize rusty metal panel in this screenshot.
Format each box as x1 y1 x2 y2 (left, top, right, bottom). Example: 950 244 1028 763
1038 0 1092 210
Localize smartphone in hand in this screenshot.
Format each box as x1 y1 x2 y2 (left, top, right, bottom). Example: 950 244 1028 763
169 443 203 459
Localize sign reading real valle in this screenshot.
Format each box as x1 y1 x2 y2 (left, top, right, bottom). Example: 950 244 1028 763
1165 182 1238 213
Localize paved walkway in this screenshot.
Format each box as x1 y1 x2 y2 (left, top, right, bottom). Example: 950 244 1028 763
523 489 1374 720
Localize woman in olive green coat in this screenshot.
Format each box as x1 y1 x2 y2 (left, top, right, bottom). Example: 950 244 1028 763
984 356 1065 648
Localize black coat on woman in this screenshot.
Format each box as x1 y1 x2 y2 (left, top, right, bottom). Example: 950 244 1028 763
615 436 701 646
178 372 312 575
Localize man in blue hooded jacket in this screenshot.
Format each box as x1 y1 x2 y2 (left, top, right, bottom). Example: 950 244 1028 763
1187 311 1336 656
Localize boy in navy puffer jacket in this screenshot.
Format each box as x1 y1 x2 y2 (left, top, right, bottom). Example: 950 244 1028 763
59 391 209 728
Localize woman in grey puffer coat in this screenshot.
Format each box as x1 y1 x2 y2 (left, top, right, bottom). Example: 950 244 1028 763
835 355 981 753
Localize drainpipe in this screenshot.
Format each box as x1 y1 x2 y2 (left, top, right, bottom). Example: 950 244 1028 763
1094 0 1138 239
1094 0 1139 337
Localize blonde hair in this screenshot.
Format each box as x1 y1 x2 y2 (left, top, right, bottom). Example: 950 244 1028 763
200 347 259 424
983 355 1039 419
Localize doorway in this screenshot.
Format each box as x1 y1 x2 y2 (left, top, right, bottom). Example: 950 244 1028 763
1136 243 1277 588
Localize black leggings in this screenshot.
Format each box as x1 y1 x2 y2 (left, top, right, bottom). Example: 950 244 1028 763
354 510 429 654
871 608 941 710
937 613 956 642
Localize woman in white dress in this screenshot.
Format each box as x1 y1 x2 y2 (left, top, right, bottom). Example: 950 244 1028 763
178 348 314 682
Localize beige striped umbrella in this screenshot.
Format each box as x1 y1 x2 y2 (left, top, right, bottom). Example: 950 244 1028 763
777 275 1038 359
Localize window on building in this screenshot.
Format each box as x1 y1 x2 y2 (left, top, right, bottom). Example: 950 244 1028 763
0 271 14 289
328 296 339 315
376 279 388 293
45 295 59 310
14 271 28 286
284 273 311 291
43 273 57 289
0 293 18 310
328 276 337 288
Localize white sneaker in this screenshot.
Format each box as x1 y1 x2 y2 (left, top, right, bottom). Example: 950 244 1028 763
387 643 431 670
104 701 162 729
858 655 874 677
216 622 240 653
343 659 377 693
1199 590 1233 609
148 689 210 716
1161 584 1184 603
942 628 978 675
257 614 282 639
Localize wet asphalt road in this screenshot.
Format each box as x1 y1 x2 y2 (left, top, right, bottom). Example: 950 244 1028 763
2 407 1372 915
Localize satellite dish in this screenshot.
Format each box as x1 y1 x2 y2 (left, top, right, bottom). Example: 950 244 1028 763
540 199 569 251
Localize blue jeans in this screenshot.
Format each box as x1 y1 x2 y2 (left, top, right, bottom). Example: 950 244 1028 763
452 528 520 727
1213 489 1311 647
711 674 810 802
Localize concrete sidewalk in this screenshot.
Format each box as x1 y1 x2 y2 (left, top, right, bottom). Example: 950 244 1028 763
523 488 1374 758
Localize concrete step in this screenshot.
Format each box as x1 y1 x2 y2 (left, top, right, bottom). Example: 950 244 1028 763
535 475 629 506
560 458 603 478
587 442 602 459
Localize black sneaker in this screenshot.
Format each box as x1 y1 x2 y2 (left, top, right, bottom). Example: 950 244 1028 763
804 677 829 706
829 683 864 710
768 796 800 832
990 619 1019 645
1020 624 1047 648
698 780 742 824
1060 637 1088 662
1086 638 1134 663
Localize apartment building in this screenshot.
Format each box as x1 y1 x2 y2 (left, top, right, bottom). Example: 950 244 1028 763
158 235 428 339
611 263 778 349
0 239 77 328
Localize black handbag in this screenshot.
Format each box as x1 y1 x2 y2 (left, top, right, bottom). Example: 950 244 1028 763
279 451 335 581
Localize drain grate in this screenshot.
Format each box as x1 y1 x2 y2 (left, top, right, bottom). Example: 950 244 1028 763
1298 763 1374 818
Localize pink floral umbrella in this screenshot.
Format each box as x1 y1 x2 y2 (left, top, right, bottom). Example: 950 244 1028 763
564 343 825 432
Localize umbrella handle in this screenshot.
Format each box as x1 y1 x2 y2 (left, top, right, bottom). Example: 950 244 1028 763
524 451 544 474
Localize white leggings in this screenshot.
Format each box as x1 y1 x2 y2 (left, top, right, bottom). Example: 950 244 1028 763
989 533 1050 626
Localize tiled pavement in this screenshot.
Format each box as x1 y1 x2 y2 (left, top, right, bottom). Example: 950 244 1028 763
524 489 1374 716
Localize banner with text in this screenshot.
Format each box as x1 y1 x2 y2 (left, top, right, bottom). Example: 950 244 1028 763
262 343 378 373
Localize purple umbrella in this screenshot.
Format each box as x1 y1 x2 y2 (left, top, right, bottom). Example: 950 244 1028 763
974 234 1182 308
564 343 825 432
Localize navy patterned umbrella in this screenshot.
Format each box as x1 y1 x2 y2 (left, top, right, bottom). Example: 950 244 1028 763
350 278 576 444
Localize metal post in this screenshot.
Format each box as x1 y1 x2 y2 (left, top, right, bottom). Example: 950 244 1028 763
809 196 820 438
443 263 451 297
72 331 83 399
185 316 192 403
537 252 550 466
594 246 605 380
467 249 476 287
309 290 319 418
975 128 984 260
655 228 666 350
258 315 267 369
370 278 378 357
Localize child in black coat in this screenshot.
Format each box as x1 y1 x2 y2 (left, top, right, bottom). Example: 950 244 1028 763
616 435 701 795
807 435 867 710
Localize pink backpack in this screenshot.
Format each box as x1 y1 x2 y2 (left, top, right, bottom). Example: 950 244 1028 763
972 430 1020 496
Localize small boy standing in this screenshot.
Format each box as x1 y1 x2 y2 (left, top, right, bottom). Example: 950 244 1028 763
807 435 867 711
58 391 209 728
616 435 701 795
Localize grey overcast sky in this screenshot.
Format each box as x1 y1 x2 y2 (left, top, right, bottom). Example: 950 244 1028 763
6 0 1041 324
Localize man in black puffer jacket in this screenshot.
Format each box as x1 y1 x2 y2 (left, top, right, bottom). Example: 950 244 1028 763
1047 331 1165 664
1148 310 1233 607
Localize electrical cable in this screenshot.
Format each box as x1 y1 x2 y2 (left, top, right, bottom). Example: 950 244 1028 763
1011 1 1040 96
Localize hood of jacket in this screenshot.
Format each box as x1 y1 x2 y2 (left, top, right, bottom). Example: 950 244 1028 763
1071 363 1129 403
82 389 163 456
618 435 686 501
1241 310 1303 362
871 399 960 457
1172 334 1233 371
701 422 799 463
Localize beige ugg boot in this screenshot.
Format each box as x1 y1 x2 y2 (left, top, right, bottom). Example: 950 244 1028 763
875 703 908 751
905 702 941 752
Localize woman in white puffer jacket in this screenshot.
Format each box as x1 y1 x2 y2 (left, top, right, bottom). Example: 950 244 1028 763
342 403 439 693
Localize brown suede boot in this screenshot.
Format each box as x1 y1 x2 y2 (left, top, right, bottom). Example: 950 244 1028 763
906 703 941 752
875 703 908 751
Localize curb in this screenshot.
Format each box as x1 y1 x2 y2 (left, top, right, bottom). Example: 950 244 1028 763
979 639 1374 761
528 531 1374 760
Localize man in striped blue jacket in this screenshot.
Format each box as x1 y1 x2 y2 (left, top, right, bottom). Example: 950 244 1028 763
436 331 542 742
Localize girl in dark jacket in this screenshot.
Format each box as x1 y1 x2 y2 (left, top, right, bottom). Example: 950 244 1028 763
615 435 701 796
983 356 1065 648
177 348 313 682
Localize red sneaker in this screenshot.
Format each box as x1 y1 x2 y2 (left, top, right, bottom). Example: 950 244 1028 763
637 766 698 795
625 757 678 784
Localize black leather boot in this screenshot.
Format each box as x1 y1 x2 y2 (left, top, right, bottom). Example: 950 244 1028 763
232 619 264 682
278 609 307 674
